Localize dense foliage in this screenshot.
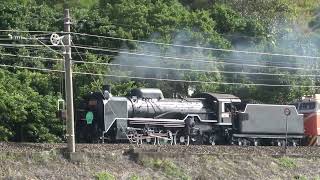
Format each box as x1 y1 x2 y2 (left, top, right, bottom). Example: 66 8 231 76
0 0 320 142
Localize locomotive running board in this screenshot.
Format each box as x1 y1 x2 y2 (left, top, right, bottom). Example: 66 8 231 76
117 116 218 124
233 134 304 139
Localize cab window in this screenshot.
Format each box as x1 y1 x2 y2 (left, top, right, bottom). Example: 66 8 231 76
224 103 232 112
299 102 316 110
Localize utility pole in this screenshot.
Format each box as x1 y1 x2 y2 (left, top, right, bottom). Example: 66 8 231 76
64 9 75 153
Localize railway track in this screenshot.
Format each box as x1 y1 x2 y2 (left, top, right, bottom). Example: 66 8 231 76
1 142 320 157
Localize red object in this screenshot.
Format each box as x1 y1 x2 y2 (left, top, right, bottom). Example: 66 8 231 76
303 112 320 136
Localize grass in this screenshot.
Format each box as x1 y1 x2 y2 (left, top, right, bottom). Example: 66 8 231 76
94 172 115 180
141 158 190 180
200 155 216 164
130 174 140 180
294 175 308 180
0 151 59 164
278 157 297 169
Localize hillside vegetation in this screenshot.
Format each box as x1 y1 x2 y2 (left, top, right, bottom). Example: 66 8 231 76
0 0 320 142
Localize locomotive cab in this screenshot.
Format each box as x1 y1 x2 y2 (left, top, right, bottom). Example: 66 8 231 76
192 93 241 124
293 94 320 146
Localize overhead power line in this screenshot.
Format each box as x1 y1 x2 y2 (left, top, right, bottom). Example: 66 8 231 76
0 30 55 33
0 62 315 87
0 45 55 51
71 32 320 59
2 30 319 59
0 29 62 40
36 39 63 56
0 30 318 87
0 53 64 62
72 42 313 65
72 50 312 71
72 60 319 77
0 42 64 56
72 45 320 73
1 31 317 70
0 63 64 73
72 42 108 97
0 43 63 48
71 47 317 72
72 71 320 88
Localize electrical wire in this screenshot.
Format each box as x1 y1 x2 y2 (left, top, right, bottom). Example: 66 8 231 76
0 61 314 88
72 60 320 77
0 42 64 57
2 30 319 60
72 41 108 97
71 45 320 76
72 71 320 88
0 53 292 84
0 63 64 73
71 48 317 72
0 43 63 48
0 30 318 87
36 39 64 56
71 42 311 64
0 53 64 62
71 44 315 66
0 30 55 33
71 49 313 71
0 42 64 56
0 45 53 51
1 31 316 70
71 32 320 59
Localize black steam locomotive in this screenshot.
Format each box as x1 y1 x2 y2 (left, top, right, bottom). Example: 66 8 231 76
76 87 304 146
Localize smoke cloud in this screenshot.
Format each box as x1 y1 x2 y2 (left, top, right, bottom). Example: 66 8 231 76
106 22 320 94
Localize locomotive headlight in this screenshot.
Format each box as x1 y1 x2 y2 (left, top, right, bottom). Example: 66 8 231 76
88 100 97 107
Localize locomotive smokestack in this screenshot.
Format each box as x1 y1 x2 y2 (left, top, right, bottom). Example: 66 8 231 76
103 84 111 94
102 84 112 100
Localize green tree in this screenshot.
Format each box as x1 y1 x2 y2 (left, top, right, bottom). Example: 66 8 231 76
0 69 63 142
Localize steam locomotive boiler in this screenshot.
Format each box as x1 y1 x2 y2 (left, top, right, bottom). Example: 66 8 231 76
76 87 305 146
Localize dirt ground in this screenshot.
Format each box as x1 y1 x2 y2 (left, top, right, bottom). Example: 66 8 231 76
0 145 320 180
